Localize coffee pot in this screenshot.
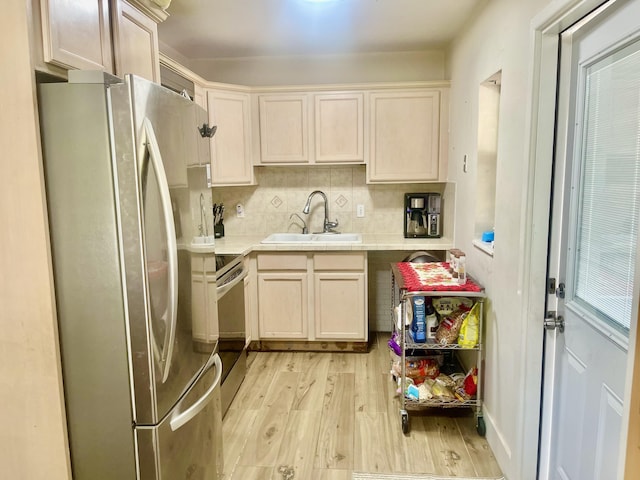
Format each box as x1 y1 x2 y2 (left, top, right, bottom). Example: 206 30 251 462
404 193 441 238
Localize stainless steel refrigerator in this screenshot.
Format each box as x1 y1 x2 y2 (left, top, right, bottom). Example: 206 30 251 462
38 71 222 479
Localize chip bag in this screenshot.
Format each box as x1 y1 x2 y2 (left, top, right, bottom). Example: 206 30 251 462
458 302 480 348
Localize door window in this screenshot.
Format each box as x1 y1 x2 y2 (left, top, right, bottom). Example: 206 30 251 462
573 39 640 333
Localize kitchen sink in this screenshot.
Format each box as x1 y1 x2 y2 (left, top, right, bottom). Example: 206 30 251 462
261 233 362 244
314 233 362 242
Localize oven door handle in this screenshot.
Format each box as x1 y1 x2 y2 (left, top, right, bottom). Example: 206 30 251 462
216 265 248 299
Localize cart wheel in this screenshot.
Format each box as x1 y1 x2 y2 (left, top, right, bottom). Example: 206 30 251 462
401 411 410 435
476 416 486 437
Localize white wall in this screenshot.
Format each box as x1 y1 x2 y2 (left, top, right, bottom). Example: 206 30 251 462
186 50 446 86
446 0 552 478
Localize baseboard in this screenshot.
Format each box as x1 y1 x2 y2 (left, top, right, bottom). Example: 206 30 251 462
248 339 369 352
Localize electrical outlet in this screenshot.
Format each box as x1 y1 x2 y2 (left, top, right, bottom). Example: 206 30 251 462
236 203 245 218
356 204 365 218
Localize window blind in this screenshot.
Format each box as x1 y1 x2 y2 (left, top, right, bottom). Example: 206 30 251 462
575 40 640 332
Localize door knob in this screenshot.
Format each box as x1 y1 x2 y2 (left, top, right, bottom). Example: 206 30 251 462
544 312 565 333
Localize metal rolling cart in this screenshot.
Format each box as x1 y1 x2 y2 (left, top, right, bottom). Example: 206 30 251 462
390 262 486 436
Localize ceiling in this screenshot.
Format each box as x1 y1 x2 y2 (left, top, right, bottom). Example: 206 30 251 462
158 0 486 60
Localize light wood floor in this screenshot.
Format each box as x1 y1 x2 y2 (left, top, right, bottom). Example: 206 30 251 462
221 334 502 480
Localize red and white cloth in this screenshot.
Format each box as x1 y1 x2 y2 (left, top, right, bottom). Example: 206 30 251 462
395 262 483 293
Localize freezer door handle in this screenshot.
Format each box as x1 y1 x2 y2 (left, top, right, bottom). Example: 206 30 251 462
169 353 222 431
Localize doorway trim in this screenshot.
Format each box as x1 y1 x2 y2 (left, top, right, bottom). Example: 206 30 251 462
522 0 636 478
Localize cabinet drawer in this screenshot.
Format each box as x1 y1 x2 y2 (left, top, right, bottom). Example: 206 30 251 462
257 253 307 271
313 253 365 271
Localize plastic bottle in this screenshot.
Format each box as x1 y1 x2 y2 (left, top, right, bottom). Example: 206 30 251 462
425 302 438 343
411 297 427 343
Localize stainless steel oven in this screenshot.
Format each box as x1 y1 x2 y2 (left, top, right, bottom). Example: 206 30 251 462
215 254 248 416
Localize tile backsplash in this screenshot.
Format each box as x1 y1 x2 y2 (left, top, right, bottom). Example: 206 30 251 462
208 165 455 237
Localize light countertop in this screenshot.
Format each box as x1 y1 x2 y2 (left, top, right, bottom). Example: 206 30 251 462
195 234 454 256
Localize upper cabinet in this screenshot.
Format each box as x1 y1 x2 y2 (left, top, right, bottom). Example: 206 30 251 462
314 93 365 164
39 0 113 72
207 89 255 186
255 91 365 166
368 88 449 183
112 0 161 82
257 94 310 164
254 86 447 181
34 0 166 81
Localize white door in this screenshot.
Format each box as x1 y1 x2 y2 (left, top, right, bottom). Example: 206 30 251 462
540 1 640 478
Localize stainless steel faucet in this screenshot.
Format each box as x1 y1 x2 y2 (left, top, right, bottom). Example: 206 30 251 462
302 190 339 233
289 213 308 234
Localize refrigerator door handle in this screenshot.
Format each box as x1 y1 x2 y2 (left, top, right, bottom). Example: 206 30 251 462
141 118 178 383
170 353 222 431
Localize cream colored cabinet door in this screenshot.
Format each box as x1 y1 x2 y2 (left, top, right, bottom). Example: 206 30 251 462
40 0 113 71
207 90 254 185
190 256 219 344
256 252 366 342
191 86 210 168
257 273 308 339
314 273 366 340
258 94 310 164
314 92 364 164
112 0 160 83
313 252 367 341
368 89 447 183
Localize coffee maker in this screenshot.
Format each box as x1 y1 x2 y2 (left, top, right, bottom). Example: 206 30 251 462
404 193 441 238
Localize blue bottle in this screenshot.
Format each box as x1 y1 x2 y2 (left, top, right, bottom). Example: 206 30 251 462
411 297 427 343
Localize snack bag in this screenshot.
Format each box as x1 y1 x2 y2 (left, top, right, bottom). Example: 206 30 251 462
454 386 471 402
435 306 470 345
418 381 434 401
463 366 478 396
434 373 456 389
431 381 455 399
458 302 480 348
405 358 440 384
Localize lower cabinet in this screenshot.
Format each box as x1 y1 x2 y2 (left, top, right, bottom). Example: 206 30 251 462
314 272 366 340
256 252 367 342
190 254 218 344
256 253 308 339
258 272 309 339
